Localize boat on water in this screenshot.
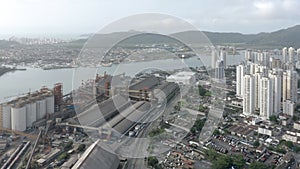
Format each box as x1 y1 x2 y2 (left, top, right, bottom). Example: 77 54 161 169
101 62 113 67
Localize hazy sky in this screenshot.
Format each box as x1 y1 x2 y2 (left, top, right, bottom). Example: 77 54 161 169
0 0 300 36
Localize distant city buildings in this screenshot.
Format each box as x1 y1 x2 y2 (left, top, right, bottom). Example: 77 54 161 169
211 49 218 69
237 47 299 119
211 47 227 80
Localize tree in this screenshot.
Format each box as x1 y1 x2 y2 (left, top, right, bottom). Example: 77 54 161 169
285 141 293 149
198 85 208 96
199 105 208 112
190 127 196 135
77 144 86 152
194 119 206 131
253 140 260 148
227 91 236 96
148 156 162 169
207 150 245 169
149 128 164 137
269 115 278 123
212 156 232 169
213 129 221 136
249 162 269 169
57 152 69 161
231 155 245 169
292 116 299 121
64 140 73 150
293 146 300 153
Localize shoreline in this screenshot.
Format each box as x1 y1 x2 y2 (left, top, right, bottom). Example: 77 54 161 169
0 67 26 77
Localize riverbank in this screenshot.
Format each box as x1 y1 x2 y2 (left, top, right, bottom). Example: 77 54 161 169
0 67 26 77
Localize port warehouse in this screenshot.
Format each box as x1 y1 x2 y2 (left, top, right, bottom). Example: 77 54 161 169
0 84 62 132
74 76 180 137
0 72 179 135
72 140 120 169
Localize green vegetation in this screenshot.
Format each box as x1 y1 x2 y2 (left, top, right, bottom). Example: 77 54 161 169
284 141 293 149
77 144 86 152
199 105 208 112
292 115 299 121
198 85 211 97
269 115 278 123
174 101 183 111
57 152 69 161
227 90 236 96
253 140 260 148
149 128 165 137
267 145 287 154
205 149 245 169
191 119 206 135
278 140 300 153
63 140 73 150
223 129 230 134
213 129 221 136
249 162 269 169
253 131 258 136
148 156 162 169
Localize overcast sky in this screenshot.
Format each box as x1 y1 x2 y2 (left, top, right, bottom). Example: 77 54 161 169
0 0 300 36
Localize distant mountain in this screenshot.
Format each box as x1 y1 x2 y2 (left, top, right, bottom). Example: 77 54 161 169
172 25 300 48
0 40 20 48
248 25 300 48
4 25 299 49
74 25 300 49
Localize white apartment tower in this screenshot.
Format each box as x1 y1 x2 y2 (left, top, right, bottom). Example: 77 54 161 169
260 77 273 119
245 50 252 62
289 47 295 63
243 75 255 115
283 70 298 102
283 100 295 116
269 72 282 114
236 65 245 97
254 73 262 110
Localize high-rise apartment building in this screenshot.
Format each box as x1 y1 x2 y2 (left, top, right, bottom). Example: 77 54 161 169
236 65 245 97
283 70 298 102
260 77 273 119
243 75 255 115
